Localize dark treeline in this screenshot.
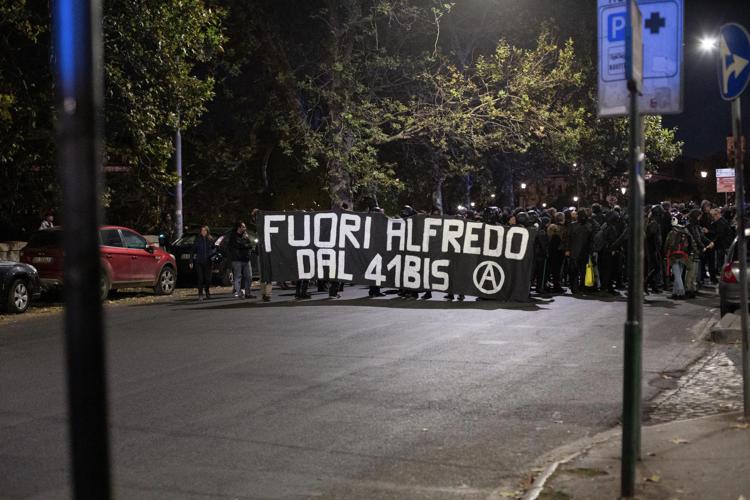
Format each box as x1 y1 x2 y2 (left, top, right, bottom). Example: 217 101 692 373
0 0 682 239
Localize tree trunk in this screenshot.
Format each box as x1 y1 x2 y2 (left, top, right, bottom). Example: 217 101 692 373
432 164 445 214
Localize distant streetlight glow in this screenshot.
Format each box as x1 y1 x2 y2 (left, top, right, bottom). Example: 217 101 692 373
542 202 547 208
573 196 579 202
520 183 527 189
491 194 496 199
572 162 577 168
699 36 717 52
620 187 627 195
700 170 708 178
457 205 465 211
470 202 476 208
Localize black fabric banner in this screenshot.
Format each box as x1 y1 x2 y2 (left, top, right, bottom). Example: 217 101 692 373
257 210 536 301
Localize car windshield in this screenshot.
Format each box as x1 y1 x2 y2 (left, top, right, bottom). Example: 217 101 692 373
173 234 197 246
27 230 62 248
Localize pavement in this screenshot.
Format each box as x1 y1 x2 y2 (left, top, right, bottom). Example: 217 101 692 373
526 412 750 500
0 284 727 499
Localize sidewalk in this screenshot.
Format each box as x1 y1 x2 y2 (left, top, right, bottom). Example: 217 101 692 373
525 412 750 500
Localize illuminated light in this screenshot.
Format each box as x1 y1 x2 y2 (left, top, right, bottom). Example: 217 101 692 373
542 203 547 208
573 196 579 202
470 202 476 207
699 36 717 52
700 170 708 178
620 187 627 195
520 183 527 189
491 194 496 198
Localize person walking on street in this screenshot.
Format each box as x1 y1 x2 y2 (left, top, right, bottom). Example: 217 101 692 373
228 221 255 299
664 216 696 300
710 208 733 281
189 225 214 300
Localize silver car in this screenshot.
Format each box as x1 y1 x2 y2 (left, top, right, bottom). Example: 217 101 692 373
718 228 750 316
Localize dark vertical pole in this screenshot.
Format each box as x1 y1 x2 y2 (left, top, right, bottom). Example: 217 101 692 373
621 88 644 498
175 126 183 240
732 97 750 418
52 0 111 498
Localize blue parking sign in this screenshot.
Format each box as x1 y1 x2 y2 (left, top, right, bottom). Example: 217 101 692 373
598 0 684 116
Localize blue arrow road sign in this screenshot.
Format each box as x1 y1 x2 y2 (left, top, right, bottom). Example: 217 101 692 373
719 23 750 101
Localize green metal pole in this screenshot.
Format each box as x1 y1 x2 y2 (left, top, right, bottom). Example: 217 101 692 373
732 97 750 419
621 87 644 499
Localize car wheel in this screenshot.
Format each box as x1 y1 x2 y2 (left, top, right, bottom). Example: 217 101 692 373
6 279 30 314
155 267 176 295
100 273 110 301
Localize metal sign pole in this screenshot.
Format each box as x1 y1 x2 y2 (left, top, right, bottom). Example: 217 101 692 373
621 87 644 499
52 0 111 498
732 97 750 418
621 1 644 496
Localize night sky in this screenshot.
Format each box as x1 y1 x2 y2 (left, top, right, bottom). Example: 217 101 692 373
661 0 750 159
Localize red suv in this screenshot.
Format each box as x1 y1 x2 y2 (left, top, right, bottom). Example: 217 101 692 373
21 226 177 300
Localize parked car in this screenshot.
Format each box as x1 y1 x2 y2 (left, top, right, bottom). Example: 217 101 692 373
170 226 259 287
719 228 750 316
21 226 177 300
170 227 231 286
0 260 42 313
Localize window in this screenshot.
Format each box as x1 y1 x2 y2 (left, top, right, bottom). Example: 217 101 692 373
100 229 123 248
121 230 147 250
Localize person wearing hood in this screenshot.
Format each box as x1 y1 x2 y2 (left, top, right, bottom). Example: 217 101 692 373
595 210 624 294
547 212 566 293
686 209 713 297
664 216 697 299
564 210 593 294
646 205 665 294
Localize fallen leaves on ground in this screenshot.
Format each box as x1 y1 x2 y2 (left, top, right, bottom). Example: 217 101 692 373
645 474 661 483
670 438 690 445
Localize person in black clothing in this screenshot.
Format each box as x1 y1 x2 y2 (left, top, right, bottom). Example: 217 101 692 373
645 205 665 293
190 225 215 300
686 209 713 297
597 211 624 294
564 211 593 294
227 221 255 299
368 206 387 297
698 200 714 284
710 208 734 280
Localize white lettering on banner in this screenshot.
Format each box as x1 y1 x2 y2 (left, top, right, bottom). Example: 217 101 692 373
442 219 465 253
387 219 405 251
404 255 421 287
386 254 402 287
364 254 385 285
406 219 421 252
363 216 372 249
314 213 338 248
288 215 311 247
338 213 361 248
431 259 449 291
423 257 431 289
263 214 287 252
505 227 529 260
297 249 315 279
462 222 483 255
483 225 504 257
337 251 353 280
422 218 442 252
317 248 337 278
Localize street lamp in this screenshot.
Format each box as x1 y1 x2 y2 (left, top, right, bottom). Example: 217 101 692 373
542 202 547 208
470 202 476 208
491 194 496 199
620 187 627 195
572 162 577 168
700 170 708 178
573 196 579 203
699 36 717 52
520 183 527 190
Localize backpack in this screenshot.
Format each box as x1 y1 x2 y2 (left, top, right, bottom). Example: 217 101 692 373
670 229 691 257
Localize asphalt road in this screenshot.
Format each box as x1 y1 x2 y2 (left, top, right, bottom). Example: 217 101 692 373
0 286 716 499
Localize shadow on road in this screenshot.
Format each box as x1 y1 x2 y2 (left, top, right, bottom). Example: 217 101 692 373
168 294 548 312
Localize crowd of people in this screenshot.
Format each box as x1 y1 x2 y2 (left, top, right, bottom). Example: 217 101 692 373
187 199 739 302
